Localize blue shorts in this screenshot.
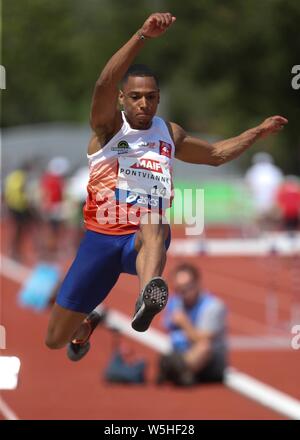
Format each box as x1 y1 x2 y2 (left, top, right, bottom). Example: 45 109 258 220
56 228 171 314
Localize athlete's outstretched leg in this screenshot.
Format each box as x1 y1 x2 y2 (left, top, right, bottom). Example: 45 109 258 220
131 213 169 332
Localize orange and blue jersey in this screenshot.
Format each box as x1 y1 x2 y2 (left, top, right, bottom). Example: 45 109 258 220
84 112 175 235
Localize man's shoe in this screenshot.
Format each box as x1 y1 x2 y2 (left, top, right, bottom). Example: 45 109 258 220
67 310 106 362
67 340 91 361
131 277 168 332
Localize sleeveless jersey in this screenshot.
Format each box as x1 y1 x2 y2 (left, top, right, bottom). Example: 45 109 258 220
84 112 175 235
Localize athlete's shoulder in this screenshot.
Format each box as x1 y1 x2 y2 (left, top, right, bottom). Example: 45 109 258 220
88 113 124 156
165 121 186 147
87 133 100 156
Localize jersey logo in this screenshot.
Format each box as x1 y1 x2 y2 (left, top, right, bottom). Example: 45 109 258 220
138 141 156 148
111 140 130 154
131 159 163 174
159 141 172 158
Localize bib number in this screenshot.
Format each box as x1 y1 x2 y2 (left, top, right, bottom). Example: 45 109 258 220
115 156 171 210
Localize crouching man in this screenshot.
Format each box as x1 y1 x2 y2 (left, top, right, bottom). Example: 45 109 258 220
157 263 228 386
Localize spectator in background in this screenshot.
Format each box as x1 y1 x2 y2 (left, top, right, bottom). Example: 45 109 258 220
157 264 227 386
40 156 70 257
276 175 300 232
4 161 33 260
245 152 283 231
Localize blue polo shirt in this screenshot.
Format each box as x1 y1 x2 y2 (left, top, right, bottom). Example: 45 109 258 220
163 291 227 354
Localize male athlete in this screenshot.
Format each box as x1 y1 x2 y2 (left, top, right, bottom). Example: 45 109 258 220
46 12 288 361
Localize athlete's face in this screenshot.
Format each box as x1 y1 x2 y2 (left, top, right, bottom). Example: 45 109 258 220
119 76 160 130
174 271 200 308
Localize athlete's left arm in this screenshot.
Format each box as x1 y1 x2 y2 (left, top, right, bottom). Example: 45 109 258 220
171 116 288 166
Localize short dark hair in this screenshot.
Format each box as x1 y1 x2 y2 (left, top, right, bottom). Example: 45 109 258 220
173 263 201 281
121 64 159 89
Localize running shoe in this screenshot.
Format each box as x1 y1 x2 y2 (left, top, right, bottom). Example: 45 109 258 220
67 310 106 361
131 277 168 332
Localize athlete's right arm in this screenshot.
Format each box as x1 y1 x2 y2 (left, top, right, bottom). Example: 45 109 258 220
89 13 176 138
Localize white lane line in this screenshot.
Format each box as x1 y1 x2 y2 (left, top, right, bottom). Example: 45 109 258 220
103 308 293 351
106 308 292 351
2 254 300 419
0 395 19 420
225 368 300 420
0 255 31 283
103 308 171 354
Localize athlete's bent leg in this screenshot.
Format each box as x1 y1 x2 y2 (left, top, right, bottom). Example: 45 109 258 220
46 304 103 361
46 304 87 349
46 230 122 352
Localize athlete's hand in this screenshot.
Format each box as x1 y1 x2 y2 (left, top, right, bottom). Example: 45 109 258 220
258 115 288 138
139 12 176 38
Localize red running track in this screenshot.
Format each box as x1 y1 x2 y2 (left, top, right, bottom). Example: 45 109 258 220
1 223 300 419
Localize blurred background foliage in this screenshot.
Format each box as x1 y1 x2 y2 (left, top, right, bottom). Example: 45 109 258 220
2 0 300 172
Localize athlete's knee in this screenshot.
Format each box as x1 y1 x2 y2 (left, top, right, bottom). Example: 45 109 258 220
140 216 166 242
142 230 165 249
45 329 68 350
